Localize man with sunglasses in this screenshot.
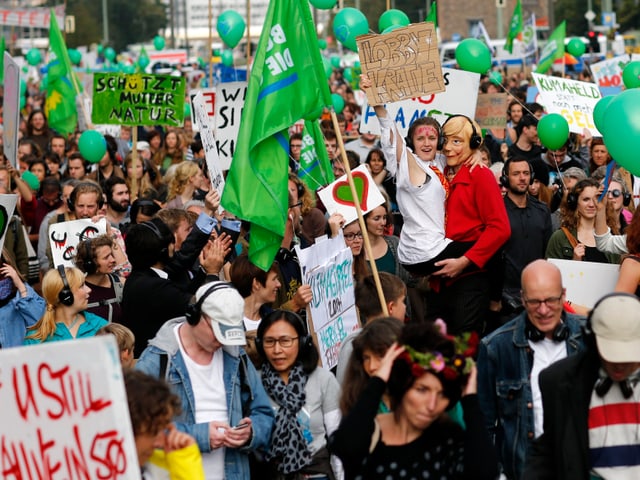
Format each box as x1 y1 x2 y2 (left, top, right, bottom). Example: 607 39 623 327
477 260 586 479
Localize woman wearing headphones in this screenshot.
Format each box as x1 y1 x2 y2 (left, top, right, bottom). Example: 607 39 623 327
75 235 125 324
24 266 107 344
255 310 342 480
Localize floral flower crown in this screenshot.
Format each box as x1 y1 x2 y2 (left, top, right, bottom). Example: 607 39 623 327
398 329 479 381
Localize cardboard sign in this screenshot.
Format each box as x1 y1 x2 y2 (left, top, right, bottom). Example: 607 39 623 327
547 258 618 308
49 218 107 268
532 73 602 136
296 235 359 369
214 81 248 170
91 73 186 127
317 165 386 225
192 91 225 197
357 22 445 104
475 93 509 129
0 336 139 478
359 67 480 136
3 53 20 169
0 195 18 254
590 54 640 88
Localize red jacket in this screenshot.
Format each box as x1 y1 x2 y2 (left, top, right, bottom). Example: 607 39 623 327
445 165 510 268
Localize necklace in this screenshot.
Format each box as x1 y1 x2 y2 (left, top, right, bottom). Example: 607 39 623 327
67 313 81 331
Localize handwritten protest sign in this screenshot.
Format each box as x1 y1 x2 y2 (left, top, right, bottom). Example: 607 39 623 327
91 73 186 127
189 87 216 131
3 53 20 169
532 73 602 136
475 93 509 129
49 218 107 268
0 336 139 478
548 259 618 308
193 91 225 197
357 22 445 104
317 165 386 225
359 68 480 137
296 235 359 369
214 81 247 170
0 195 18 253
590 54 640 88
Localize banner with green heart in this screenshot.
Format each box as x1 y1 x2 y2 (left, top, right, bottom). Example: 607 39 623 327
0 195 18 255
317 165 386 225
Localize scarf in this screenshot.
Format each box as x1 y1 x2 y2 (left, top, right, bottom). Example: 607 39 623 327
261 361 312 474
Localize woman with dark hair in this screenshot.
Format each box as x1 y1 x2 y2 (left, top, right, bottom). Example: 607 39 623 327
153 130 185 172
365 148 396 207
256 309 342 480
124 152 164 202
75 234 125 323
330 322 498 480
327 215 369 283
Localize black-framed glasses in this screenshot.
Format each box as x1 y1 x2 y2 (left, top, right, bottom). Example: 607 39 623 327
522 294 563 309
344 232 363 241
607 189 622 198
262 336 299 348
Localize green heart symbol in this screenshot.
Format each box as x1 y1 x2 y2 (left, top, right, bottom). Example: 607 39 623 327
332 171 369 211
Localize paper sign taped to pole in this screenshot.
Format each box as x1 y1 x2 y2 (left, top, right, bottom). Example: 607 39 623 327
193 91 225 198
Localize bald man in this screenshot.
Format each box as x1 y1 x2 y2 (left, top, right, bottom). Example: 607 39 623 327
476 260 587 479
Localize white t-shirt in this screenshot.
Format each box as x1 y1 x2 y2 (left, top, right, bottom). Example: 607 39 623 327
243 316 261 331
175 325 227 479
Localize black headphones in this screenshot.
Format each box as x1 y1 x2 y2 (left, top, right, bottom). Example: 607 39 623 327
501 158 535 188
68 182 105 212
404 119 444 151
442 114 483 150
185 282 235 325
57 265 75 306
255 310 314 357
76 237 96 274
525 317 569 343
139 220 172 257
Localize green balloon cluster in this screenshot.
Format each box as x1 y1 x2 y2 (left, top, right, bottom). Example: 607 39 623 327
217 10 246 49
455 39 491 74
537 114 569 150
333 8 369 52
78 130 107 164
378 9 410 32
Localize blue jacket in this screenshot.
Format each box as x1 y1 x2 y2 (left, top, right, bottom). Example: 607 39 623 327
135 318 274 480
0 285 45 348
477 310 586 479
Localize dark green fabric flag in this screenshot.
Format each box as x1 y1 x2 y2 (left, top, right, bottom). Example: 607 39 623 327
425 1 437 27
298 120 334 193
221 0 332 271
505 0 523 54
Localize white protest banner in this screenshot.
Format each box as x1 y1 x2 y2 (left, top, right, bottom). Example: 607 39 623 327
296 234 359 369
590 54 640 88
532 73 602 136
359 68 480 137
188 87 216 131
547 258 618 308
317 165 386 225
0 194 18 253
49 218 108 268
3 52 21 169
214 81 248 170
0 4 65 28
0 336 139 478
193 91 225 197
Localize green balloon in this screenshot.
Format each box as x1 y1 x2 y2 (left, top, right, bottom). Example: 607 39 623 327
104 47 116 62
221 50 234 67
344 67 353 81
21 171 40 191
538 113 569 150
455 39 492 74
378 9 410 32
566 37 586 58
333 8 369 52
331 93 345 114
622 61 640 89
20 79 27 94
330 55 341 68
40 75 48 91
322 57 333 79
184 102 191 118
153 35 165 50
601 89 640 175
138 54 150 69
489 70 503 85
68 48 82 66
78 130 107 164
318 39 328 50
21 66 28 73
217 10 246 49
353 61 361 71
26 48 42 66
593 95 615 132
19 95 26 110
97 44 104 55
310 0 337 9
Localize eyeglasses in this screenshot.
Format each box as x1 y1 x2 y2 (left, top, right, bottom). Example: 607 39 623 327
343 232 363 241
522 294 564 309
607 189 622 198
262 336 299 348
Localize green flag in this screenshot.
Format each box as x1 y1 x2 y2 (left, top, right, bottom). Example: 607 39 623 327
505 0 523 54
0 37 5 84
425 1 437 27
45 10 78 135
221 0 332 271
298 120 335 192
536 21 566 73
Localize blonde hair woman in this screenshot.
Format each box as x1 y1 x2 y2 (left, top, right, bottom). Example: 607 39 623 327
24 266 107 344
166 161 204 209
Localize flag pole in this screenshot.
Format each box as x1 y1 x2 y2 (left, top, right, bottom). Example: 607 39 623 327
131 128 139 200
208 0 213 88
330 109 389 317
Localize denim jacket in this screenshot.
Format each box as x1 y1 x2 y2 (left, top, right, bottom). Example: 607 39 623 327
135 318 274 480
477 310 585 479
0 285 45 348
